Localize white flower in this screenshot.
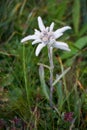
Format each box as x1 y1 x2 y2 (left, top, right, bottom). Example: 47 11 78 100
21 16 71 56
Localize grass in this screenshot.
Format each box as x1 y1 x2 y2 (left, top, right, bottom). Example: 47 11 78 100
0 0 87 129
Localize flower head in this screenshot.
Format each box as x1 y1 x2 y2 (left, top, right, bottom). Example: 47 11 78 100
64 112 73 122
21 16 71 56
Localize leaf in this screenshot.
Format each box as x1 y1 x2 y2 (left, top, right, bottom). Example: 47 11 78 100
10 3 21 17
80 0 87 24
56 82 64 110
74 99 81 125
61 36 87 60
52 67 71 86
39 65 49 100
72 0 80 34
79 24 87 36
56 1 67 20
75 36 87 49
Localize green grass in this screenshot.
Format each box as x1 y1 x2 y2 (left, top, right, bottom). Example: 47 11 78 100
0 0 87 129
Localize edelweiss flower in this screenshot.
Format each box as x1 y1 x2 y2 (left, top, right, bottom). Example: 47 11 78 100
21 16 71 56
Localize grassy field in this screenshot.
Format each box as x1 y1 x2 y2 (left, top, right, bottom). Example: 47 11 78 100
0 0 87 129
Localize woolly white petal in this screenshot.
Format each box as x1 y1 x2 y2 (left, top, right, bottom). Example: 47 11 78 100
38 16 45 31
46 27 49 31
50 22 54 31
54 26 71 36
32 39 41 45
21 35 37 43
35 29 41 35
53 42 71 51
54 33 63 39
35 43 45 56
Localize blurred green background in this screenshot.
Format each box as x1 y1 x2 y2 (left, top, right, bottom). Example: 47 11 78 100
0 0 87 129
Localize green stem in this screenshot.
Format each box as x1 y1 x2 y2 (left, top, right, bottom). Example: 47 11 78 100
48 46 54 107
23 45 29 106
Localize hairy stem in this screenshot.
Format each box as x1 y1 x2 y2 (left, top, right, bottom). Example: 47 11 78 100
48 46 54 107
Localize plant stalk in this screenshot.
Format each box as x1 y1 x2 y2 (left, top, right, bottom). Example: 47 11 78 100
23 45 29 106
48 46 54 107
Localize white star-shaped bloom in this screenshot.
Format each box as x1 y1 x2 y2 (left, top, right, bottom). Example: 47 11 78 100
21 16 71 56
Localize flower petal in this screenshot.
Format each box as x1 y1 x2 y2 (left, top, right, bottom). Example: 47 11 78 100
53 41 71 51
54 26 71 36
35 43 45 56
21 35 37 43
32 39 41 45
38 16 45 31
46 27 49 31
35 29 41 35
54 33 63 39
50 22 54 31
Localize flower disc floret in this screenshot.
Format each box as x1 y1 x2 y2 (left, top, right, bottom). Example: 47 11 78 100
40 30 55 45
